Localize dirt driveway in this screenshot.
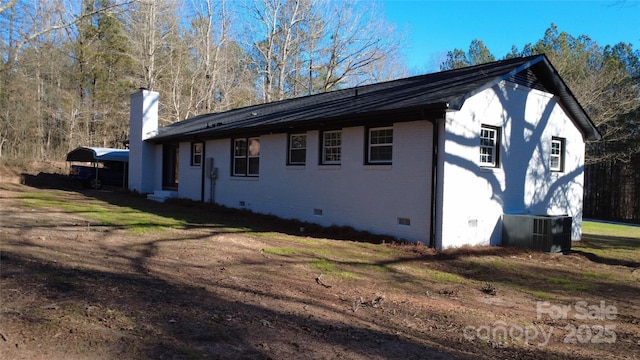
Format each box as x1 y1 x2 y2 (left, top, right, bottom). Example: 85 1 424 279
1 176 639 359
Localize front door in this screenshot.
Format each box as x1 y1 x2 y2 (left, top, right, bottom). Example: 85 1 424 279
162 144 179 189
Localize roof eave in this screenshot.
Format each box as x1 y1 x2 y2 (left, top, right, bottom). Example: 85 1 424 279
448 55 601 141
146 103 450 143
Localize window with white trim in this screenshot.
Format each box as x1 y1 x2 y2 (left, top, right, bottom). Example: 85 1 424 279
367 127 393 164
479 125 500 167
321 130 341 164
288 133 306 165
233 137 260 176
550 137 565 172
191 142 203 166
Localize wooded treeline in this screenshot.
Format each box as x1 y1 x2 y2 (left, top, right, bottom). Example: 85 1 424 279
441 25 640 222
0 0 406 160
1 1 638 221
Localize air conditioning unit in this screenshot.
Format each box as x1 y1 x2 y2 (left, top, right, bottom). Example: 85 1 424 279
502 214 572 253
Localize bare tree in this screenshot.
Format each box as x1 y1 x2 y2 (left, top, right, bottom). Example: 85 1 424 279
244 0 315 102
181 0 235 116
244 0 405 102
313 1 404 92
1 0 76 159
124 0 180 92
158 0 254 122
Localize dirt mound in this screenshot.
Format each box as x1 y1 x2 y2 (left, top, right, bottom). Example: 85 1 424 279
0 164 22 184
0 160 76 188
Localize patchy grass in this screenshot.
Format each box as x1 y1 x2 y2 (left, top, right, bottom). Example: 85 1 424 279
422 268 469 284
522 289 557 300
19 189 185 232
545 276 592 292
310 258 358 279
2 183 639 360
262 247 297 255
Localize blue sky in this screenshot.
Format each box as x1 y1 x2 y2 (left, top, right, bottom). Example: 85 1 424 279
382 0 640 72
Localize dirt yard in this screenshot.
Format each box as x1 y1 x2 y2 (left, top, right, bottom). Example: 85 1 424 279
1 164 639 359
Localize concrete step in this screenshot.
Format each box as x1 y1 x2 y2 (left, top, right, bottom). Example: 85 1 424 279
147 190 177 203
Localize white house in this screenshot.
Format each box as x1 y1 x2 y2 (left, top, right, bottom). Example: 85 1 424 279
128 55 600 250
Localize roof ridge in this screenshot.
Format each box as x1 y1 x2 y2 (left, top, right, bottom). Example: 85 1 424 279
151 54 598 142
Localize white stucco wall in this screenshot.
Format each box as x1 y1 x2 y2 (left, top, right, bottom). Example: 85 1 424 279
437 81 586 249
184 121 434 242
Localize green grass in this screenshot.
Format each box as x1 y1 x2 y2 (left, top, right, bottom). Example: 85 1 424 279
583 221 640 239
423 269 468 284
581 270 613 280
545 276 591 292
580 221 640 264
310 258 358 278
20 190 185 232
522 289 557 300
262 247 297 255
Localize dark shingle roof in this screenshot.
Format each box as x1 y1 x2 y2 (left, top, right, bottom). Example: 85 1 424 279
150 55 601 142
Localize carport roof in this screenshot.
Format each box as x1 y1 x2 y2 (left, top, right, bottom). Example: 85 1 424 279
66 147 129 162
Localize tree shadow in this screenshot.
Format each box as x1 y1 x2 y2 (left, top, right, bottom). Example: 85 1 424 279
570 249 640 268
437 70 588 248
570 234 640 268
18 172 398 245
4 180 631 358
1 248 606 360
0 250 454 359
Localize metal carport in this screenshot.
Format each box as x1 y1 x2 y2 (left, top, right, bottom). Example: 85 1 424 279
66 147 129 188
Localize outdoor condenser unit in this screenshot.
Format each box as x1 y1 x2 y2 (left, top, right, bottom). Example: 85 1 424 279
502 214 572 253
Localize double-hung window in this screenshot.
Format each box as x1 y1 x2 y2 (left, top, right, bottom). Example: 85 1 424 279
321 130 342 164
550 137 565 172
479 125 500 167
288 133 307 165
191 142 203 166
367 127 393 164
233 137 260 176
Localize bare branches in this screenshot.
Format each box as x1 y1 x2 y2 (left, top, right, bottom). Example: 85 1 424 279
242 0 404 101
0 0 18 15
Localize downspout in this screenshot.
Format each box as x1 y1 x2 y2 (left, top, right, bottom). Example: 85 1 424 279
210 159 216 204
200 142 206 202
429 118 440 248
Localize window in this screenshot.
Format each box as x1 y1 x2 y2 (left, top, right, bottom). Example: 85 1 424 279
550 137 565 172
191 142 203 166
233 137 260 176
321 130 341 164
288 133 307 165
367 127 393 164
479 125 500 167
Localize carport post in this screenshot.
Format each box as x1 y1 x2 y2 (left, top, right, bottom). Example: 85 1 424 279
122 162 127 188
94 162 99 187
